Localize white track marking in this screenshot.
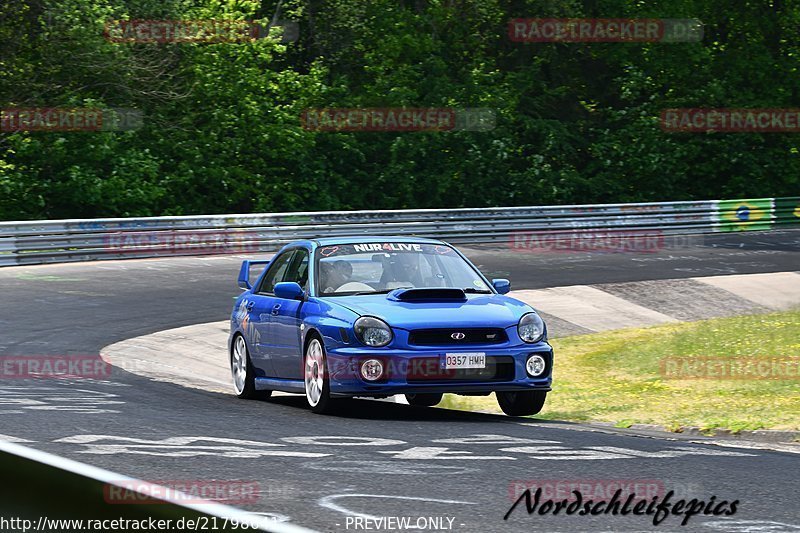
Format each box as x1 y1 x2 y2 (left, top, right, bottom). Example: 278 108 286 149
301 460 478 476
702 519 800 531
55 435 287 446
53 435 331 458
501 445 754 460
378 447 516 460
588 445 755 458
499 446 631 460
689 440 800 455
0 386 123 414
432 434 558 445
0 433 34 443
281 436 405 446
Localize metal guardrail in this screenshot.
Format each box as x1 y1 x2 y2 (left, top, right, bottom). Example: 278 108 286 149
0 440 317 532
0 197 797 266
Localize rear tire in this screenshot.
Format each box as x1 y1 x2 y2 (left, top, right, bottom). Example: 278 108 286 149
496 390 546 416
405 393 443 407
231 335 272 400
304 336 336 414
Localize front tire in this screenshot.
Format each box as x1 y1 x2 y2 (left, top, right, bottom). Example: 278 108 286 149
496 390 547 416
231 335 272 400
304 336 335 414
405 393 443 407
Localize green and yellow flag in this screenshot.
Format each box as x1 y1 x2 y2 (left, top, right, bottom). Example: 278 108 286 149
716 198 773 231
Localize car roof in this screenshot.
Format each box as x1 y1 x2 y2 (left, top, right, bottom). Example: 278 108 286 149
311 235 446 246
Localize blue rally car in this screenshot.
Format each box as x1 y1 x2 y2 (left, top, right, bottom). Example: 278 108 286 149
229 237 553 415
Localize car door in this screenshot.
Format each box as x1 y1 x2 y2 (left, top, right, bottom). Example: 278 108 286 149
249 250 297 376
269 248 309 379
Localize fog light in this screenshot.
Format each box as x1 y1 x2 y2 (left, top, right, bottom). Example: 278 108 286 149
526 355 547 377
360 359 384 381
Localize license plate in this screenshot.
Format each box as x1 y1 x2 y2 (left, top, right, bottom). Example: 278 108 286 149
444 352 486 370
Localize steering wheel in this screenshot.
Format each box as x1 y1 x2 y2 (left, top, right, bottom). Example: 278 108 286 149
336 282 375 292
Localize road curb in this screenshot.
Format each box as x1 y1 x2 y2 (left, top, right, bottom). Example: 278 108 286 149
625 423 800 444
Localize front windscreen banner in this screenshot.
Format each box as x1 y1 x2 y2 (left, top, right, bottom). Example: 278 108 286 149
317 242 455 257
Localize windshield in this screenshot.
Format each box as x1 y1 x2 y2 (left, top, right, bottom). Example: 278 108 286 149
314 242 492 296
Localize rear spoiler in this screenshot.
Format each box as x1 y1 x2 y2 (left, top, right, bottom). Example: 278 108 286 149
237 260 271 290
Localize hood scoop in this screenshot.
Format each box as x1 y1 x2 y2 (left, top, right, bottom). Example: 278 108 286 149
387 287 467 302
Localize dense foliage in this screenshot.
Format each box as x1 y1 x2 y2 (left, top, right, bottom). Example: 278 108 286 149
1 0 798 220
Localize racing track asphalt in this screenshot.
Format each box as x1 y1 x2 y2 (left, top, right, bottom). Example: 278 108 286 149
1 229 799 532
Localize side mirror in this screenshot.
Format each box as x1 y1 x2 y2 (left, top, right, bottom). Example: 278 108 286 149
492 279 511 295
274 281 305 300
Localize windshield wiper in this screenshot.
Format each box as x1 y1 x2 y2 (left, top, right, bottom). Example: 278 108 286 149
352 287 413 295
462 287 492 294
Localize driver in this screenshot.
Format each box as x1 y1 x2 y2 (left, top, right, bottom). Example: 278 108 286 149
389 253 421 287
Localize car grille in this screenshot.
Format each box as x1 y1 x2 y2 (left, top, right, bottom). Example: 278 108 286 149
405 356 515 383
408 328 508 346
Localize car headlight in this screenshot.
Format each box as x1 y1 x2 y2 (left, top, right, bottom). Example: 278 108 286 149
354 316 393 347
518 312 545 343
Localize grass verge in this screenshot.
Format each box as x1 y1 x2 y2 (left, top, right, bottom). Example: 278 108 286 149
440 310 800 432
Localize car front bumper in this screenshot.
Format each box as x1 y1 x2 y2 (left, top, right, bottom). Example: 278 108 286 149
324 343 553 396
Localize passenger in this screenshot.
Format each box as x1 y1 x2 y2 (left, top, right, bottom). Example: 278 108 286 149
392 254 422 287
320 260 353 293
334 260 353 286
